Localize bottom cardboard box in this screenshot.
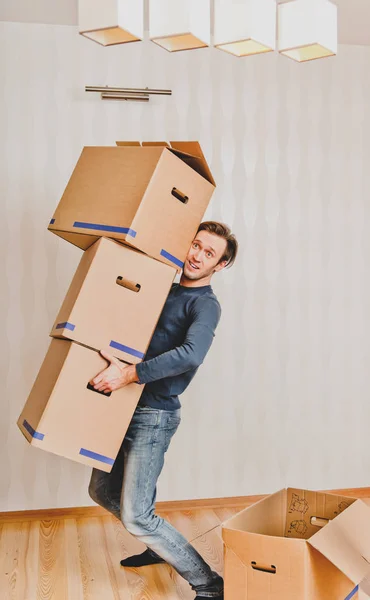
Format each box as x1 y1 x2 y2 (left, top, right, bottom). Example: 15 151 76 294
222 488 370 600
17 339 143 472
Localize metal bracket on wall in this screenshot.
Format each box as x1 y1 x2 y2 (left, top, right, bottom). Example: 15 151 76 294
85 85 172 102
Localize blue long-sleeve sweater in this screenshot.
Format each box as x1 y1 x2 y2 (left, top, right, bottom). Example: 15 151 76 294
136 283 221 410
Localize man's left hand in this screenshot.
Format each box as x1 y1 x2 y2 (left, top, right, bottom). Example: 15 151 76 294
90 350 139 393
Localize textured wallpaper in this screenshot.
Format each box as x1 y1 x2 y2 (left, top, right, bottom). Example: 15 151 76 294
1 21 370 511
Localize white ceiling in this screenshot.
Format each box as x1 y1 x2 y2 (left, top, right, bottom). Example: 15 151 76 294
1 0 370 46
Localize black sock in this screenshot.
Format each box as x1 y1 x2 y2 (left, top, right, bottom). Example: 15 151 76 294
195 595 223 600
120 548 166 567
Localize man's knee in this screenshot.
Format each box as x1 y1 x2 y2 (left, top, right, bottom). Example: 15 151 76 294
122 510 159 537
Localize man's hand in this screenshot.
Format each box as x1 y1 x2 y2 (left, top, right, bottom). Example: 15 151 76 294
90 350 139 394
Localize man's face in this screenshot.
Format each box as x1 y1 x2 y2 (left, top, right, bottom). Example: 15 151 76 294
183 229 228 282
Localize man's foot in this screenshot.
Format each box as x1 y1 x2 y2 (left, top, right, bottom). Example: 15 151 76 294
120 548 166 568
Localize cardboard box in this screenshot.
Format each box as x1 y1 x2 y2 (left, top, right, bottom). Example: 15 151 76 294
17 339 143 472
48 141 216 270
50 237 176 363
222 488 370 600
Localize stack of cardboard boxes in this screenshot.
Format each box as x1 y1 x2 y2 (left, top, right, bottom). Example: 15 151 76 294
17 141 216 472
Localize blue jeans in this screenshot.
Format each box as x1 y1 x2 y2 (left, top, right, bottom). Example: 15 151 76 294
88 405 224 598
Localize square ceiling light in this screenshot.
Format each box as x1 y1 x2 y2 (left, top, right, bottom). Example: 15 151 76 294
278 0 337 62
79 0 143 46
214 0 276 57
150 0 211 52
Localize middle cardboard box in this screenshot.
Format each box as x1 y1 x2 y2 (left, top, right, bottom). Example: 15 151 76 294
50 237 176 363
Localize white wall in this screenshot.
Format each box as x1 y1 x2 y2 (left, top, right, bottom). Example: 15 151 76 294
0 0 77 25
1 21 370 511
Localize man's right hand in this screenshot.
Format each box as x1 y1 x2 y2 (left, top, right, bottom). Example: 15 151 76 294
90 350 139 394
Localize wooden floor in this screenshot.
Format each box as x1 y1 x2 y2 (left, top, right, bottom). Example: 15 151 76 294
1 488 369 600
0 504 242 600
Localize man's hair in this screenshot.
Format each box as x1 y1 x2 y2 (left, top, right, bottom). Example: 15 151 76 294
197 221 238 268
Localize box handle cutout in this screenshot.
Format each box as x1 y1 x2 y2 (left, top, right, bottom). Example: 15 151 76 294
310 516 330 528
86 382 112 397
251 562 276 574
116 276 141 293
171 187 189 204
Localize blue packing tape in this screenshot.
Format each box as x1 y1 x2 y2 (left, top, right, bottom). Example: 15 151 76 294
79 448 114 466
49 218 55 225
73 222 137 237
345 585 359 600
56 322 75 331
160 249 184 269
109 340 144 359
23 419 44 441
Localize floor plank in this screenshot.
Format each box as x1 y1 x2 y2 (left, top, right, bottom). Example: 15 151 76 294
37 519 67 600
64 519 84 600
0 520 30 600
76 517 119 600
24 521 40 600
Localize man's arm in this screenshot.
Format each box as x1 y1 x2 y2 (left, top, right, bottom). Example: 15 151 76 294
136 296 221 384
91 296 221 393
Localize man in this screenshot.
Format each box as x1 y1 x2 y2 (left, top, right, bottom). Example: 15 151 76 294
88 221 238 600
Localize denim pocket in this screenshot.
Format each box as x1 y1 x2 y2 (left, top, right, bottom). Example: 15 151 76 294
166 414 181 428
132 407 159 427
163 414 181 450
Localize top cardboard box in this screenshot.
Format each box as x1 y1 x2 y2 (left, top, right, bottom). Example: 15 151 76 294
48 141 216 270
222 487 370 600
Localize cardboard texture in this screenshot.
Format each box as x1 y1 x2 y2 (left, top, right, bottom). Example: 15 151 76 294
48 141 216 270
17 339 143 472
50 237 176 363
222 488 367 600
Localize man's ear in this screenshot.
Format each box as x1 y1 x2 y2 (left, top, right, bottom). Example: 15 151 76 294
214 260 228 273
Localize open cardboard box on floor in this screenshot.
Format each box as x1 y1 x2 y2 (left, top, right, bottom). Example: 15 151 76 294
17 339 143 472
48 141 215 271
221 488 370 600
50 237 176 363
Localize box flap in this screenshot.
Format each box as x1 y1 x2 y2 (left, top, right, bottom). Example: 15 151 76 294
116 141 169 147
285 488 357 540
115 141 141 146
308 499 370 586
169 141 216 187
223 489 287 538
114 140 215 186
170 141 204 158
141 142 169 147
